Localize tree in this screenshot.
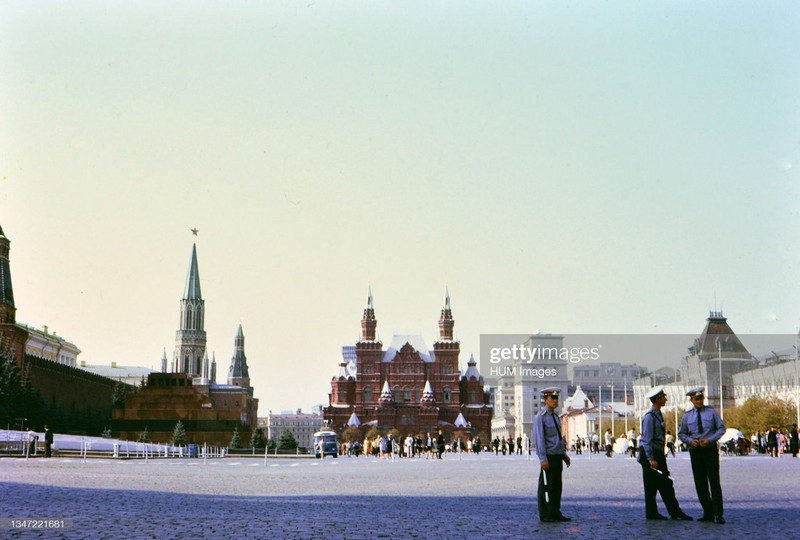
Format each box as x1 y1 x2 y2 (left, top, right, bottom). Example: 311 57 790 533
0 346 23 427
101 426 113 439
111 382 128 409
229 427 241 449
723 397 797 437
342 426 363 443
365 426 380 442
277 429 298 451
267 438 277 451
250 427 266 449
172 420 188 446
137 427 151 443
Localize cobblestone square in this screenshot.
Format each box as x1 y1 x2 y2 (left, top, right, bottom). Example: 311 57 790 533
1 452 797 539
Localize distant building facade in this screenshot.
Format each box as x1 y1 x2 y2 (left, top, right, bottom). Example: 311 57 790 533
324 289 492 441
633 312 758 419
77 361 155 386
264 410 325 451
571 361 646 403
490 334 570 441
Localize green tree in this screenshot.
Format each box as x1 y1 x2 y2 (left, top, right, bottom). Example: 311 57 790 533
0 346 23 426
111 382 128 409
723 396 797 437
229 427 241 449
365 426 380 442
267 438 277 451
250 427 266 449
342 426 363 443
172 420 188 446
277 429 298 451
101 426 113 439
137 427 151 443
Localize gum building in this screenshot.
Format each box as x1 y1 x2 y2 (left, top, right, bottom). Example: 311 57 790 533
324 289 492 441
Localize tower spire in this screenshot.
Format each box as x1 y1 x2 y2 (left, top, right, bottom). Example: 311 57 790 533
361 286 377 342
174 240 207 377
0 225 16 324
438 285 454 341
228 324 251 387
184 243 202 300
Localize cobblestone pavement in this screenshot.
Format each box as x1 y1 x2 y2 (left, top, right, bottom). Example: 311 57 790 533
1 452 798 539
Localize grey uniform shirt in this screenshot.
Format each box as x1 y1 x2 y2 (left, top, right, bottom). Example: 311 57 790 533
533 409 565 464
638 407 666 462
678 406 726 446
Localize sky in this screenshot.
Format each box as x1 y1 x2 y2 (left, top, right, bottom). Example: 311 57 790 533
1 2 798 414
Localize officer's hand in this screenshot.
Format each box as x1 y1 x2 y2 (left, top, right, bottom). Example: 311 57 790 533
698 439 709 447
563 455 571 467
690 439 700 447
649 459 658 469
541 460 550 471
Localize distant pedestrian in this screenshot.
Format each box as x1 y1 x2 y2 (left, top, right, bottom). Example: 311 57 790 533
44 425 53 458
665 431 676 457
789 425 799 458
533 387 571 522
628 429 638 458
604 429 613 458
638 385 693 521
767 427 778 457
678 386 726 524
436 430 446 459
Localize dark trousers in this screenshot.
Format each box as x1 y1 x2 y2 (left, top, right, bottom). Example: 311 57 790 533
640 454 682 517
689 447 723 518
537 454 564 519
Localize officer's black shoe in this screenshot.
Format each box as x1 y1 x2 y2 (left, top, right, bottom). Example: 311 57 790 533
672 512 693 521
697 515 714 522
714 515 726 524
555 515 572 522
540 517 558 523
646 514 669 520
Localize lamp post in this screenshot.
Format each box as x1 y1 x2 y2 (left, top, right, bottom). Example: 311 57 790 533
624 374 629 435
598 384 602 442
716 337 724 420
610 382 615 438
794 342 799 428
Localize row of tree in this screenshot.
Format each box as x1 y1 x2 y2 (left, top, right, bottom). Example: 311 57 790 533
126 421 304 451
0 347 46 430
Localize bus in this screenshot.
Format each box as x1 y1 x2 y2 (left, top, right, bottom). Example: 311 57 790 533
312 428 339 458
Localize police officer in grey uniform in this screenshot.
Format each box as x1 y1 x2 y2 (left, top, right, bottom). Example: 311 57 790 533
678 386 726 524
637 386 693 521
533 387 571 522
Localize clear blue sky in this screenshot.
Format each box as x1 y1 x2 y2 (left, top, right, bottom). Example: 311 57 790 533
1 2 798 412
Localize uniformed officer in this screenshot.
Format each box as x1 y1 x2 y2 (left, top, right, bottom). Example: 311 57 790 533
637 386 693 521
533 386 571 522
678 386 726 524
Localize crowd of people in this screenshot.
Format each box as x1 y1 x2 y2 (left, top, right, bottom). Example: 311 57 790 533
339 430 484 459
750 425 799 457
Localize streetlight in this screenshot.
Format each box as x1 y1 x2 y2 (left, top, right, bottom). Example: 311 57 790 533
794 342 799 428
624 374 628 435
610 382 615 438
716 337 724 420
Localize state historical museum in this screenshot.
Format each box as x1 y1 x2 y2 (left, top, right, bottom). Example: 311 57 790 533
324 289 492 441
